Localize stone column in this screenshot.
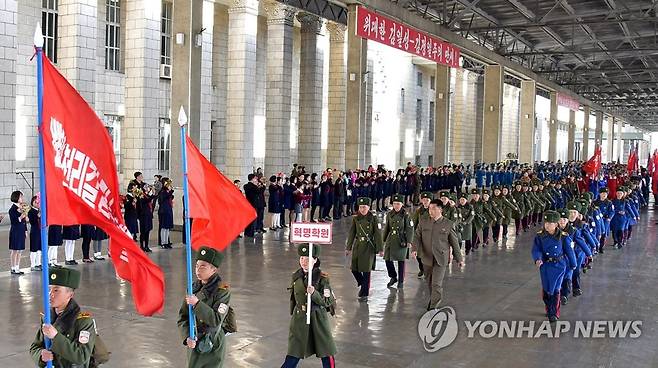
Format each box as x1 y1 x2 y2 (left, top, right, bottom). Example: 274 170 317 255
123 0 161 179
263 1 294 175
593 108 603 148
326 22 347 170
617 120 624 163
582 107 590 159
58 0 97 104
0 0 16 203
297 13 324 173
607 115 614 162
434 64 450 164
211 5 229 168
225 0 259 180
519 80 536 163
171 0 203 189
548 92 558 161
482 65 503 162
345 4 367 169
567 110 576 160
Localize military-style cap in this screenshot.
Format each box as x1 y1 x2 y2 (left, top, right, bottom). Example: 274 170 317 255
420 192 433 200
491 185 500 190
470 188 481 195
197 246 224 268
439 191 450 198
578 200 589 213
616 186 626 192
558 209 569 219
514 180 522 186
583 192 593 200
49 267 81 289
482 189 490 195
297 244 320 258
448 193 457 201
357 197 371 206
600 188 608 193
392 194 405 203
521 182 529 187
543 210 560 223
566 201 580 212
459 192 469 199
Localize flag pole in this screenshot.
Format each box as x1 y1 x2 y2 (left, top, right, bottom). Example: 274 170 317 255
306 243 313 325
34 23 53 368
178 107 196 340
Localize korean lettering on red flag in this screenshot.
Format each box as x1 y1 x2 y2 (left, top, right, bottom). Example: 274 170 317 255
39 52 165 316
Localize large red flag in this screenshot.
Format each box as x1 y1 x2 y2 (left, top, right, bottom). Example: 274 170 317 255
186 136 257 251
627 144 638 174
582 145 602 176
40 53 164 316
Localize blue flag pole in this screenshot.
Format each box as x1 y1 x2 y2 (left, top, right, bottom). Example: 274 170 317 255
178 107 196 340
34 24 53 368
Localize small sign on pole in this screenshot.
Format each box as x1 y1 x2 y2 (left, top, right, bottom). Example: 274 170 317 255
290 222 333 324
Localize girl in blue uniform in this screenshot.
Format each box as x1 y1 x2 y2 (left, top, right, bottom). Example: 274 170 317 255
531 210 577 322
27 196 42 271
610 187 630 249
8 191 27 275
158 179 174 248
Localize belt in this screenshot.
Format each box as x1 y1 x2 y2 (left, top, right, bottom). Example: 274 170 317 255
544 255 565 263
296 304 322 312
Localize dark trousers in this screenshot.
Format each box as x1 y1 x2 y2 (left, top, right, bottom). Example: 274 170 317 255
492 223 501 241
502 224 508 238
612 229 624 245
81 235 92 259
572 267 581 291
310 205 319 221
385 260 405 283
471 228 480 248
482 226 490 242
514 219 521 234
351 271 371 297
561 277 572 299
522 216 529 230
321 205 332 219
139 230 150 249
542 291 561 319
256 208 265 230
464 240 473 254
282 355 335 368
416 257 424 274
333 199 342 219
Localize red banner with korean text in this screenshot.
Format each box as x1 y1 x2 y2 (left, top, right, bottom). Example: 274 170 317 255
557 93 580 111
355 6 461 68
40 52 165 316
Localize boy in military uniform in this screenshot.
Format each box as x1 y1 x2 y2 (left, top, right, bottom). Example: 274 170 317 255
412 192 433 278
457 193 475 255
383 194 414 289
282 244 337 368
178 246 232 368
531 211 577 323
346 197 383 300
30 267 97 368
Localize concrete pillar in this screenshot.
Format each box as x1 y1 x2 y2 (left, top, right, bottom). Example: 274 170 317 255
607 116 615 162
434 64 450 164
297 13 324 173
171 0 203 189
567 110 576 161
264 1 295 174
548 92 558 161
0 0 16 203
225 0 259 180
582 106 590 159
345 4 367 169
326 22 347 170
58 0 97 104
593 108 603 148
123 0 161 179
211 5 229 168
519 80 536 163
482 65 503 162
617 120 624 163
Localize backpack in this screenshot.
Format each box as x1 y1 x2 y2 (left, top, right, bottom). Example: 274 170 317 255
89 332 110 367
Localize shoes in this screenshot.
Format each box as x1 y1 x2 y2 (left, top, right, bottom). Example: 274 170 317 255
82 259 94 263
397 281 404 289
386 277 398 288
269 227 277 231
30 266 43 271
561 295 568 305
143 247 152 253
573 289 582 297
548 315 557 323
10 270 25 275
417 270 424 278
260 228 268 233
93 255 106 261
65 260 78 265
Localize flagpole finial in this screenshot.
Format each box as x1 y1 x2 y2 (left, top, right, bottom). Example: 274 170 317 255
34 23 44 48
178 106 188 127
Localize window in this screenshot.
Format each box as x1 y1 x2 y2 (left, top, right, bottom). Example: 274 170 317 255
416 99 423 136
42 0 58 63
416 72 423 87
161 2 173 66
158 118 171 171
430 76 435 90
400 88 405 113
429 101 435 141
105 0 121 71
428 155 433 167
104 115 122 170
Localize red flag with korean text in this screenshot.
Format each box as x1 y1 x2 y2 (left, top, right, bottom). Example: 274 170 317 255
582 145 602 176
39 53 164 316
186 136 256 251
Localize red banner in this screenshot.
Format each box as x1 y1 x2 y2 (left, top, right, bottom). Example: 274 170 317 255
356 6 460 68
557 93 580 111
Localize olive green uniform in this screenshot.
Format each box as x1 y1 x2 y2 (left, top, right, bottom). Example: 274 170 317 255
30 299 96 368
177 274 231 368
383 208 414 287
346 211 383 298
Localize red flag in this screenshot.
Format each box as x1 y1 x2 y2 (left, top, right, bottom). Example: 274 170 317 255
627 144 638 174
582 145 602 176
40 53 164 316
186 136 256 251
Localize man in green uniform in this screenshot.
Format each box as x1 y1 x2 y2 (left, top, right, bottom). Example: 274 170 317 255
482 189 503 245
30 267 96 368
469 188 487 250
346 197 383 300
412 192 433 278
282 244 337 368
457 193 475 254
178 246 232 368
383 194 414 288
412 199 464 310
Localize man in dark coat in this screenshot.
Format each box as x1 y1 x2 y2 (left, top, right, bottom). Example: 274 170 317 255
243 174 266 237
